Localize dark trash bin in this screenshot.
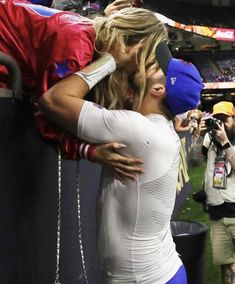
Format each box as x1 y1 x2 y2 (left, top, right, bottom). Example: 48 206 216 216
171 220 208 284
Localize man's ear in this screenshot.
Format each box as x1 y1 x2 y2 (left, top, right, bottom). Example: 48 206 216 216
150 83 166 98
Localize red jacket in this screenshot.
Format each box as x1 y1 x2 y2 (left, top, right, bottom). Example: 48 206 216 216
0 0 96 159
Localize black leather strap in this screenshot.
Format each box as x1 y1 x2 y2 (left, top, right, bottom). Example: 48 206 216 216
222 142 232 150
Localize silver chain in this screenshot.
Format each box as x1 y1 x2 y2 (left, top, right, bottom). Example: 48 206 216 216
55 149 62 284
76 165 89 284
54 150 88 284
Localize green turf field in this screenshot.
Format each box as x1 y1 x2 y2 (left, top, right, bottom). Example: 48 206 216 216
176 163 221 284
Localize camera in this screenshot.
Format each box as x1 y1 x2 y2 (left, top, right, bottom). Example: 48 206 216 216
204 117 222 132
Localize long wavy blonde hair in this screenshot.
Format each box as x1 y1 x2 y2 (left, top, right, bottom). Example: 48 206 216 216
93 7 168 110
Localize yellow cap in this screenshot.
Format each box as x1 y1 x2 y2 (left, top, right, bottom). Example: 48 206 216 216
213 101 235 116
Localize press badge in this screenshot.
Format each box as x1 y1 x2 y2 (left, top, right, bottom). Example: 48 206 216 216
213 156 227 189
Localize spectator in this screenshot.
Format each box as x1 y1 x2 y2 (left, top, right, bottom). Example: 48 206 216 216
187 109 203 147
0 2 167 175
189 101 235 284
187 109 202 135
174 109 202 134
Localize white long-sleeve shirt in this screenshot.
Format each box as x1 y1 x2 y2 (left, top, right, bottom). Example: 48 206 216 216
77 101 182 284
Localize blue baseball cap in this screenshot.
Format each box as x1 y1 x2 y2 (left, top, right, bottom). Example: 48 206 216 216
156 41 203 115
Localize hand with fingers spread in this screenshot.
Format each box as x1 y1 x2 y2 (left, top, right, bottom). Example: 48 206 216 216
104 0 133 16
91 142 144 180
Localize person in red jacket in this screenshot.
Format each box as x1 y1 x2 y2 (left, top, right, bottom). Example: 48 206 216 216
1 1 163 177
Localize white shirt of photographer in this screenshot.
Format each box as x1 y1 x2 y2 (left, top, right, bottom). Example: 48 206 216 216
203 133 235 206
77 101 182 284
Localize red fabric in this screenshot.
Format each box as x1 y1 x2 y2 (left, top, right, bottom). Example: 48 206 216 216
87 144 96 162
0 0 96 159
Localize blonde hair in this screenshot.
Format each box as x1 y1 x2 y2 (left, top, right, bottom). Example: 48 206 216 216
187 109 202 120
93 7 168 110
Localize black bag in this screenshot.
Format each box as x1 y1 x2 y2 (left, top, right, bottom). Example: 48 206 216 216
192 182 208 213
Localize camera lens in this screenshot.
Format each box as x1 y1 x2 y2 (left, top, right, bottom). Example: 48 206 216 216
205 118 222 131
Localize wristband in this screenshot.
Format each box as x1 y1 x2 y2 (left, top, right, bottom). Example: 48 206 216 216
74 53 116 90
87 144 96 162
78 142 90 160
78 142 96 162
222 142 232 150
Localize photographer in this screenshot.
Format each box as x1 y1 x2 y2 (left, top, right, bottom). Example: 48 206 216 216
189 101 235 284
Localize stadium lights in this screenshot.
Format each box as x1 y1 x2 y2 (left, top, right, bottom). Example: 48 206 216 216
155 12 235 42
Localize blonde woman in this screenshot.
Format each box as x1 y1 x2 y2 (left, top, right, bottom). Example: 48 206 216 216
0 1 167 177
